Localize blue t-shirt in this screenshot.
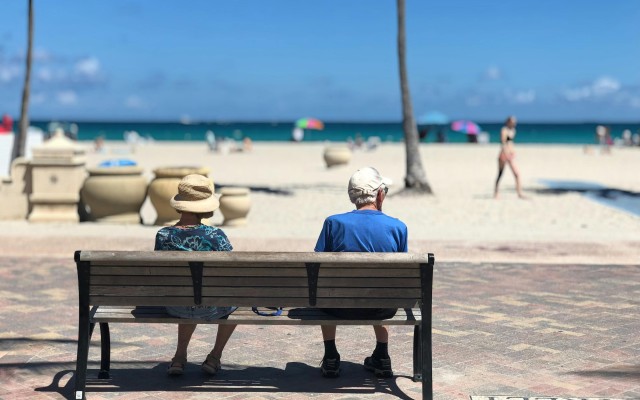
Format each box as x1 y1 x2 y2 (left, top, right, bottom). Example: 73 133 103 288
314 209 408 253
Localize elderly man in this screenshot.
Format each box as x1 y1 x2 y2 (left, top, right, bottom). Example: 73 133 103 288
314 167 408 379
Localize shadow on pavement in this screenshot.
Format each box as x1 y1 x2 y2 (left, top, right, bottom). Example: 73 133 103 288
35 360 418 399
565 364 640 378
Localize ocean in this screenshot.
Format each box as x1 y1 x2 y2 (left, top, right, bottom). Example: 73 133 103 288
30 120 640 145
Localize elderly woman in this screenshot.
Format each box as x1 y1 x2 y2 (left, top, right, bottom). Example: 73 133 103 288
494 116 526 199
154 174 237 376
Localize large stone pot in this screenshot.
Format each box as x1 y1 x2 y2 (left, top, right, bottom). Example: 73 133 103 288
80 166 147 223
219 187 251 226
148 166 210 226
323 146 352 168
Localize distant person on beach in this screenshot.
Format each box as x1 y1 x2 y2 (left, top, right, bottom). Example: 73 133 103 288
419 127 429 141
155 174 237 377
494 116 526 199
596 125 612 154
93 135 105 153
205 130 217 152
0 114 12 133
314 167 408 379
291 127 304 142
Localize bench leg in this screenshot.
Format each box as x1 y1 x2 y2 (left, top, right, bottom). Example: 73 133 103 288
74 319 92 400
412 325 422 382
98 323 111 379
421 317 432 400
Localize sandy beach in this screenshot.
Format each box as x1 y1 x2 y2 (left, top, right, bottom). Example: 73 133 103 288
1 140 638 263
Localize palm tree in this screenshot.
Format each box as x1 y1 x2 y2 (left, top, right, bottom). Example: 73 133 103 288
11 0 34 163
397 0 432 193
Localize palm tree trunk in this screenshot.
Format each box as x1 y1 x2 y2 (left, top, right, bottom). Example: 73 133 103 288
11 0 34 163
397 0 432 193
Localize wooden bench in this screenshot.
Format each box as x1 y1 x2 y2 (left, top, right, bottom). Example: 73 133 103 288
74 250 434 400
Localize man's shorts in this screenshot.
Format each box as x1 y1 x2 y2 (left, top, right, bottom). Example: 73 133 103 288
321 307 397 320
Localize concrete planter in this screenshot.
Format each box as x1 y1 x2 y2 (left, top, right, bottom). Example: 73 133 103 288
219 187 251 226
148 166 210 226
80 166 147 223
323 146 352 168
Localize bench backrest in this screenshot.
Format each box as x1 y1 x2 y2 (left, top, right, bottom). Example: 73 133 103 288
76 251 434 309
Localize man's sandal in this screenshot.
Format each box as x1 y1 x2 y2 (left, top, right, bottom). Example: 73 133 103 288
201 353 221 376
167 357 186 376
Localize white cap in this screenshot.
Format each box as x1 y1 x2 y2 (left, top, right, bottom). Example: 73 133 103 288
348 167 392 200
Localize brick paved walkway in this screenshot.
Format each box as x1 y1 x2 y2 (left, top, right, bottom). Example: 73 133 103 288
1 257 638 399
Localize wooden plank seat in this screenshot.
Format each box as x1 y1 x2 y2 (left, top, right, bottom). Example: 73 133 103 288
74 250 434 400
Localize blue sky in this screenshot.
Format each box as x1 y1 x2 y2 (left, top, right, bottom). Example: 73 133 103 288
1 0 639 122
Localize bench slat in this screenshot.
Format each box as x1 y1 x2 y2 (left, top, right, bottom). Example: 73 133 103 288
89 296 310 307
91 275 420 288
90 266 420 278
91 306 422 325
92 306 422 317
91 286 310 297
91 285 420 298
89 296 419 308
80 250 429 264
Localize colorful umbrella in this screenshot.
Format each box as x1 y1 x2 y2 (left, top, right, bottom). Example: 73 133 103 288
450 120 481 135
296 118 324 130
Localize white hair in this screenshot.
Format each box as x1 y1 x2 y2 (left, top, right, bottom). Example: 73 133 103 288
350 192 376 206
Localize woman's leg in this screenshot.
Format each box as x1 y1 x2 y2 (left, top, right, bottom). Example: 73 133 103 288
494 158 506 198
507 160 526 198
173 323 197 362
208 324 237 359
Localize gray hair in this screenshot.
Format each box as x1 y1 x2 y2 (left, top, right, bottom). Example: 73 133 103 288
349 192 377 206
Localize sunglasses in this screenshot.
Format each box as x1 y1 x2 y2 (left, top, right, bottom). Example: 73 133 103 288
379 185 388 194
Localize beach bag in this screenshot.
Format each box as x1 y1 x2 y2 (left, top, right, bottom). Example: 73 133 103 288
251 306 283 317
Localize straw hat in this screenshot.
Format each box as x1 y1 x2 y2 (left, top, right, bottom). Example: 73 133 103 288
170 174 219 213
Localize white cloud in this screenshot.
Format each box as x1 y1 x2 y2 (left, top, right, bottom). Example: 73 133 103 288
74 57 101 79
0 64 20 83
125 95 146 109
31 93 46 105
591 76 620 96
465 95 483 107
513 90 536 104
57 90 77 105
36 67 53 82
483 66 502 81
33 49 54 62
563 76 621 102
564 86 591 102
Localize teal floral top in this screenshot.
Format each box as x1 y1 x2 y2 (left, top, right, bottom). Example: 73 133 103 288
154 224 235 320
154 224 232 252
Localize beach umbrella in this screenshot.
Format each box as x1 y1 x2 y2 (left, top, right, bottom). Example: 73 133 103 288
450 120 481 135
417 111 449 126
296 118 324 130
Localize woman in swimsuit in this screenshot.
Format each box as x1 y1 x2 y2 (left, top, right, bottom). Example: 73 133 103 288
494 116 526 199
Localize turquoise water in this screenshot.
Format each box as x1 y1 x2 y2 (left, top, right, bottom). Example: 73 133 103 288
30 120 640 145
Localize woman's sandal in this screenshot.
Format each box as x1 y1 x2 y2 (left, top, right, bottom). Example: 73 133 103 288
167 357 186 376
201 353 221 376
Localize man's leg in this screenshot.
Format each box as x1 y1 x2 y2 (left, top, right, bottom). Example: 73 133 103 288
365 325 393 378
320 325 340 378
